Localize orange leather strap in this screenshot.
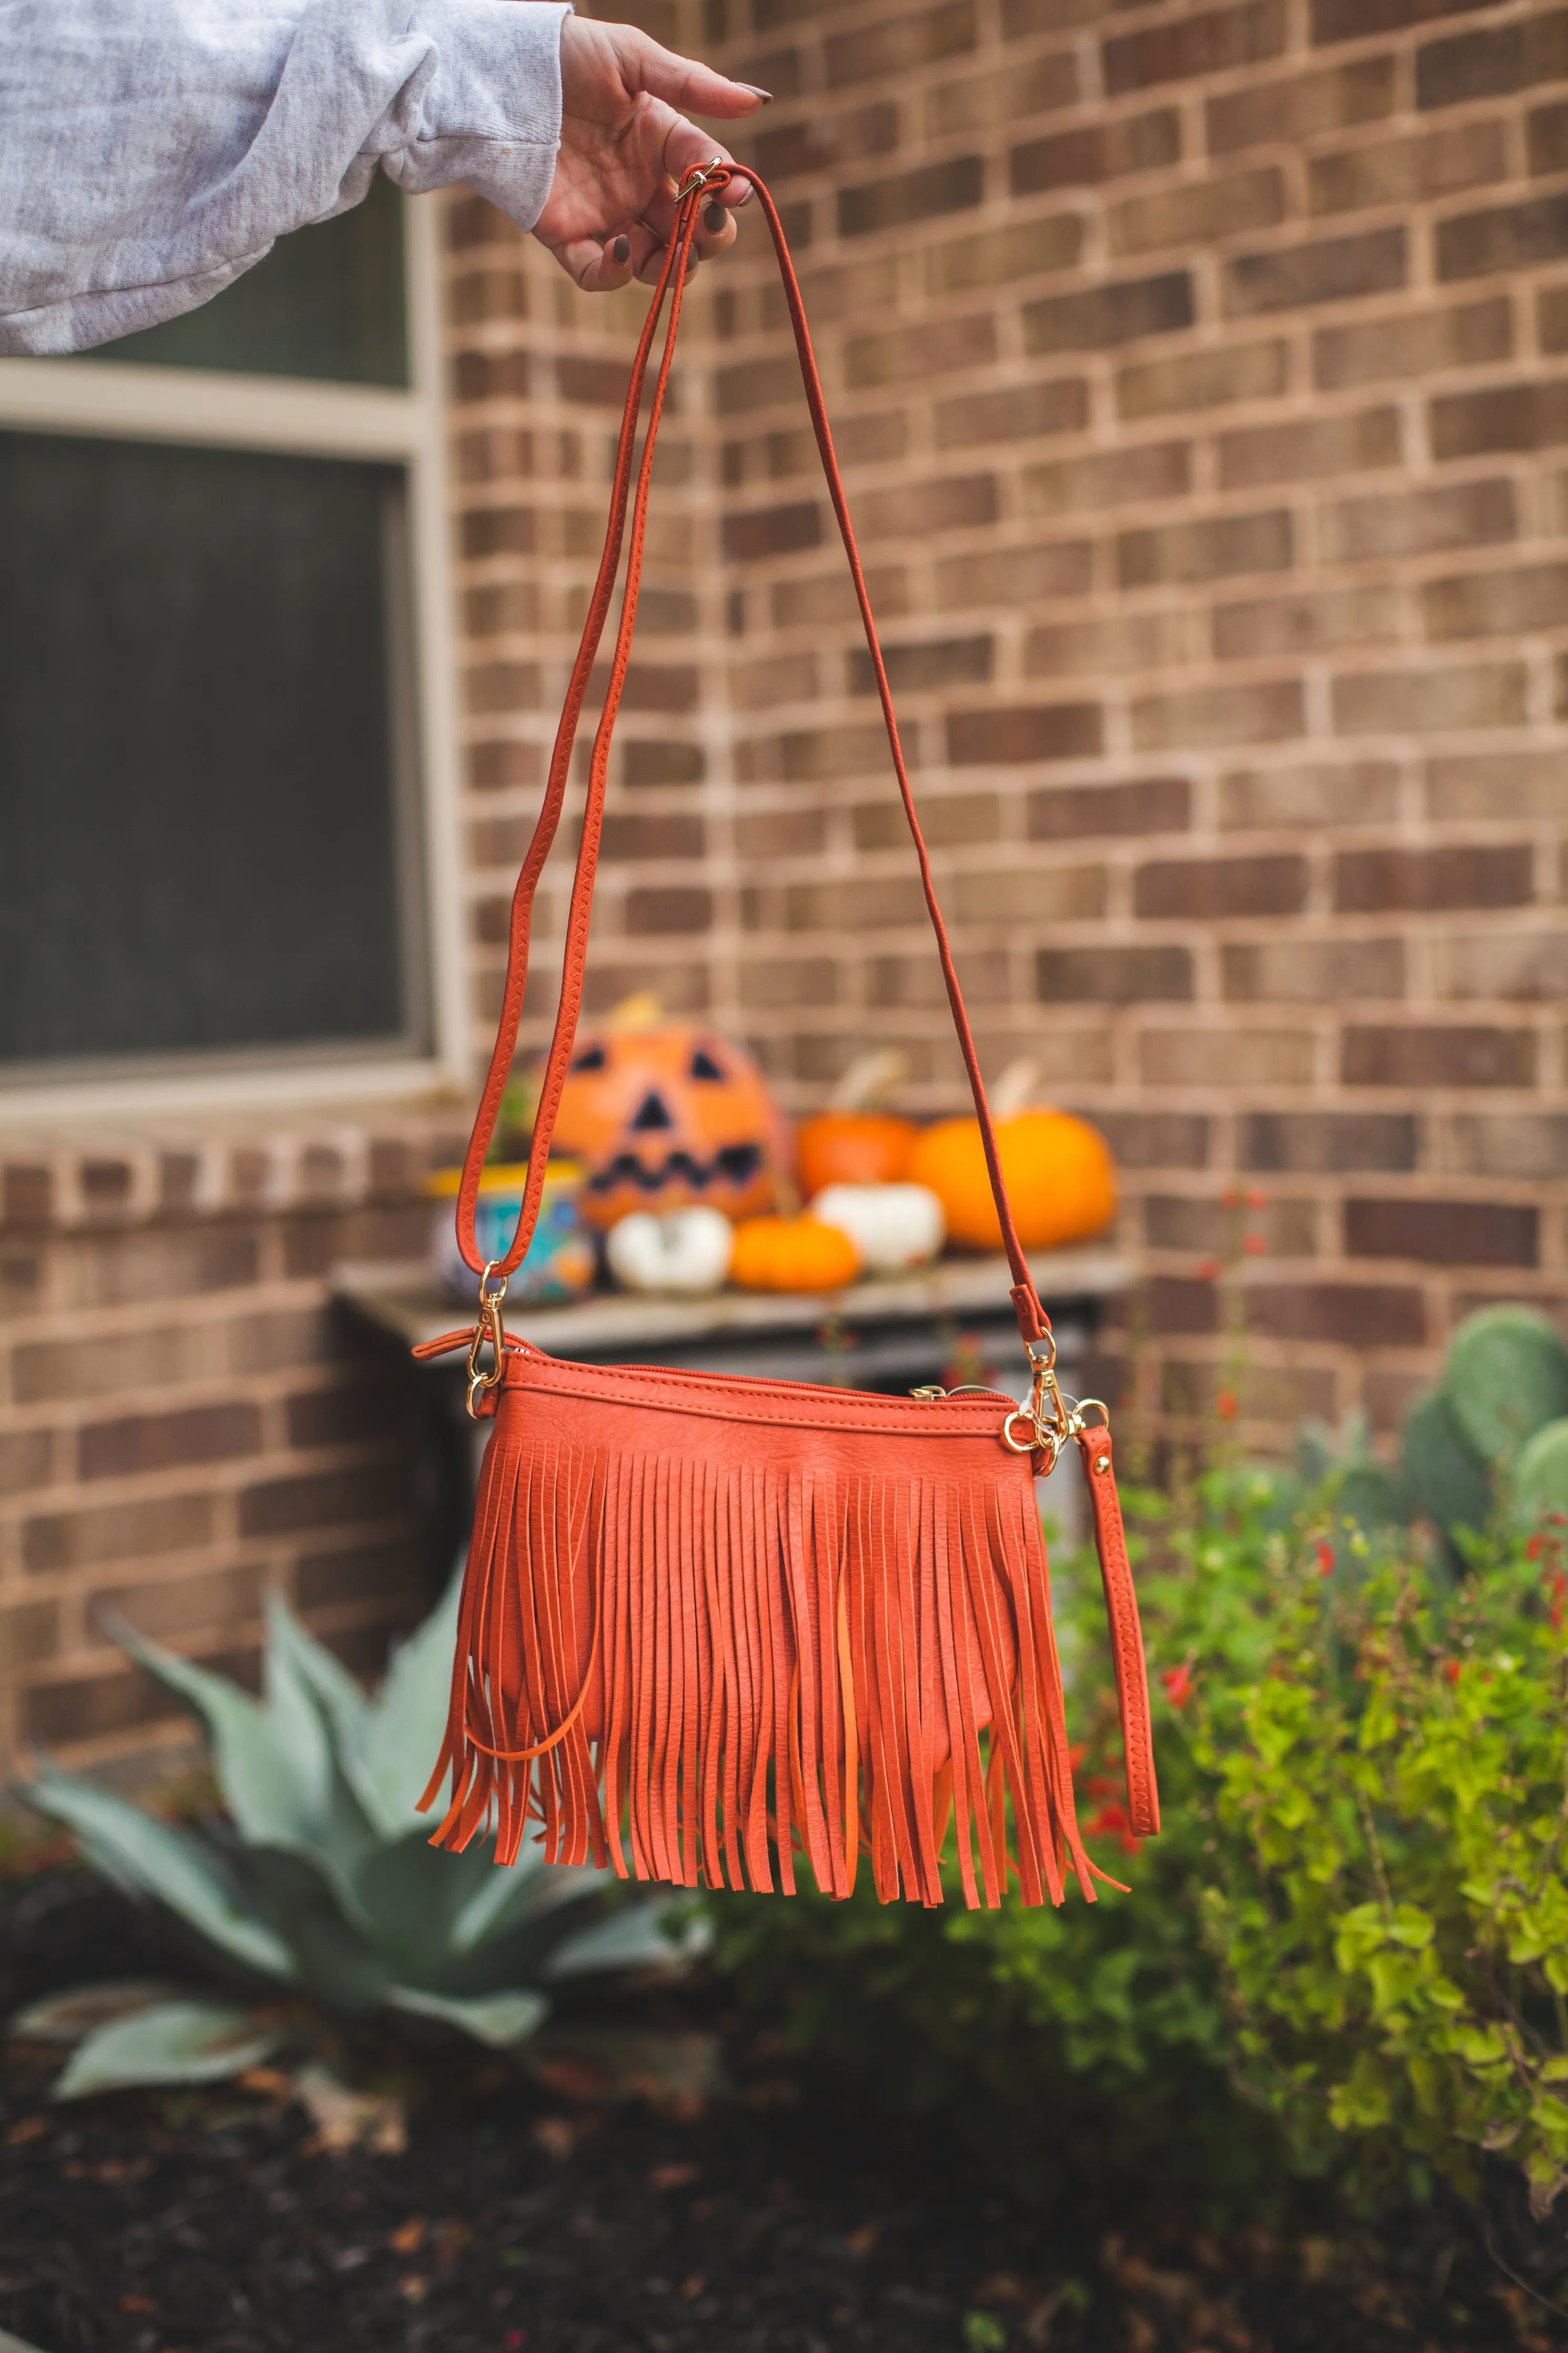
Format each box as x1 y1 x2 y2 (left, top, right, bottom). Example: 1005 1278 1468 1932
1076 1425 1159 1838
451 166 1050 1353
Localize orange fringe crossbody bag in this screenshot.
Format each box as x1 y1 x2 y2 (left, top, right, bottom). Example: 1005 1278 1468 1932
415 165 1159 1910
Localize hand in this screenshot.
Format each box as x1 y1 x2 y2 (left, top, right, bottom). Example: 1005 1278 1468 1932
532 16 769 291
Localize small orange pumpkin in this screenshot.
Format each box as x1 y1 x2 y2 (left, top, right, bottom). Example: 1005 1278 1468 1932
796 1047 918 1198
730 1215 862 1293
908 1062 1117 1253
547 999 792 1232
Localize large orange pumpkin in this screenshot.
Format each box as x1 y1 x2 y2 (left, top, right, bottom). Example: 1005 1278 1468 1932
797 1111 917 1197
908 1108 1118 1252
796 1044 917 1198
730 1215 862 1293
547 1020 791 1231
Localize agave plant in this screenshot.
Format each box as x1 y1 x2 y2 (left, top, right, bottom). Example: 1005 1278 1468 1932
16 1574 699 2099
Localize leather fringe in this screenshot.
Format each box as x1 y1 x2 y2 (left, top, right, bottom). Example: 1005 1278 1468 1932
420 1426 1097 1910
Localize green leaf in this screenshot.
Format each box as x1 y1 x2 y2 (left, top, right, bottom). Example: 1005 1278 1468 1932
12 1979 183 2046
1512 1419 1568 1536
386 1984 548 2048
20 1766 295 1984
346 1567 464 1839
1443 1306 1568 1468
53 1999 282 2099
264 1593 369 1756
446 1845 596 1960
104 1612 328 1852
547 1900 710 1980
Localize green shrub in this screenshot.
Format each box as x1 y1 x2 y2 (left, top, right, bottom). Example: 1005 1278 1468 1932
1199 1516 1568 2217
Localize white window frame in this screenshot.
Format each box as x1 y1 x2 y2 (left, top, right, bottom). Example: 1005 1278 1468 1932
0 193 468 1123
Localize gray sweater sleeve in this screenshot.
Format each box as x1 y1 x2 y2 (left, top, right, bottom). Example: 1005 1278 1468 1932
0 0 570 356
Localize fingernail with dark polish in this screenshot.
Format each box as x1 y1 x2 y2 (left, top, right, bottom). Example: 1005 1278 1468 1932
704 202 727 233
613 234 630 263
739 84 773 100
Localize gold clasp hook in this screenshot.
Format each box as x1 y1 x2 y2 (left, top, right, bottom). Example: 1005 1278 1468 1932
465 1262 509 1421
675 157 731 203
1000 1332 1107 1467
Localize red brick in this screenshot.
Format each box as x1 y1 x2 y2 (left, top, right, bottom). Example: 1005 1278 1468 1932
625 740 705 787
1134 854 1308 920
1438 195 1568 281
1529 100 1568 178
925 214 1085 293
1111 168 1286 257
1092 1112 1211 1170
1314 0 1504 39
1225 227 1407 315
87 1565 264 1641
938 540 1096 607
824 1 975 84
1314 297 1512 389
1323 477 1515 561
602 811 707 860
1220 759 1400 831
78 1402 262 1483
854 475 998 539
296 1542 424 1616
26 1667 189 1747
751 103 899 180
849 636 992 694
626 886 713 937
838 156 984 238
740 957 841 1009
950 864 1106 923
24 1493 215 1574
2 1165 53 1230
1028 777 1190 840
1207 58 1394 154
237 1465 408 1540
1243 1112 1418 1173
1417 11 1568 109
1223 938 1405 1000
946 703 1102 764
1116 339 1288 419
1423 562 1568 640
284 1382 396 1450
1024 274 1195 354
1429 379 1568 459
1104 2 1285 95
1542 284 1568 354
783 877 926 931
934 379 1088 450
1010 110 1180 195
1024 441 1191 515
452 350 529 402
1331 662 1527 735
1132 679 1304 750
1449 1115 1568 1180
1344 1198 1536 1268
845 314 996 387
928 49 1078 138
1426 751 1565 821
1036 946 1193 1003
1214 583 1401 659
1342 1025 1536 1087
1243 1281 1425 1348
1027 612 1192 678
79 1224 260 1309
1145 1276 1221 1337
856 789 1001 851
1218 407 1401 489
1310 120 1506 215
1338 844 1533 917
0 1428 52 1495
1117 509 1292 588
722 502 822 562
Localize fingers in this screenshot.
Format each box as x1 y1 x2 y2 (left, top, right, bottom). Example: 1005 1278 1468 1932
615 28 772 122
551 230 636 293
661 114 753 209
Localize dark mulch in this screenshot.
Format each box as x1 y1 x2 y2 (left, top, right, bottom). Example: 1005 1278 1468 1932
0 1873 1561 2353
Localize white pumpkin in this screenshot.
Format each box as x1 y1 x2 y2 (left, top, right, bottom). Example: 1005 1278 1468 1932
810 1182 945 1274
605 1205 735 1295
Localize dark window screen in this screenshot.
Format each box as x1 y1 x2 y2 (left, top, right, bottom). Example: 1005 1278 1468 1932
77 175 408 386
0 431 420 1073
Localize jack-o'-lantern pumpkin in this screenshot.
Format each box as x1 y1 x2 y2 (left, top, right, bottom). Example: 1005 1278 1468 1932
546 1002 791 1231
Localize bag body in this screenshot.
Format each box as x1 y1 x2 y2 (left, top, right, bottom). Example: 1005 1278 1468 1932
418 162 1159 1908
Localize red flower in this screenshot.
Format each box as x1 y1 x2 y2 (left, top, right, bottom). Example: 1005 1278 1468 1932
1161 1661 1195 1710
1247 1190 1268 1211
1085 1800 1140 1858
1316 1540 1335 1577
1220 1188 1243 1211
1216 1388 1239 1422
1067 1743 1087 1771
1444 1660 1462 1686
1527 1534 1545 1561
1195 1258 1221 1282
1243 1232 1267 1255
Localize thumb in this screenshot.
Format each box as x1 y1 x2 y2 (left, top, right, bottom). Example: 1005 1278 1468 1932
615 29 771 120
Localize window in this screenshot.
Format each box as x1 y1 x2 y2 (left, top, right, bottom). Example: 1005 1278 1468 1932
0 184 463 1115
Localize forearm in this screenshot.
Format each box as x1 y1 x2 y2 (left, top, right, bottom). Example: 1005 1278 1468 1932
0 0 570 357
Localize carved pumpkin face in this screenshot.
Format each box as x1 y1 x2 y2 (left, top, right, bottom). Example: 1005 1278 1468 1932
547 1024 790 1230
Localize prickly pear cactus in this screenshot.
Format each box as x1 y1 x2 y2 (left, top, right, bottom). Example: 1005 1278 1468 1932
1400 1385 1492 1552
1512 1416 1568 1537
1441 1306 1568 1467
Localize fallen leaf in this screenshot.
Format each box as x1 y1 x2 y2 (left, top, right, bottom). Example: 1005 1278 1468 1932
399 2273 427 2304
650 2163 701 2191
533 2117 578 2160
680 2274 707 2300
119 2296 157 2315
6 2116 46 2145
390 2216 427 2255
295 2066 406 2157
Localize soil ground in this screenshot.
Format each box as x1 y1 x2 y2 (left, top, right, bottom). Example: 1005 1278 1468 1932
0 1872 1561 2353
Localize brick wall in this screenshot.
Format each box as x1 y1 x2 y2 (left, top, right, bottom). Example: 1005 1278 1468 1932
449 0 1568 1452
0 1126 454 1778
